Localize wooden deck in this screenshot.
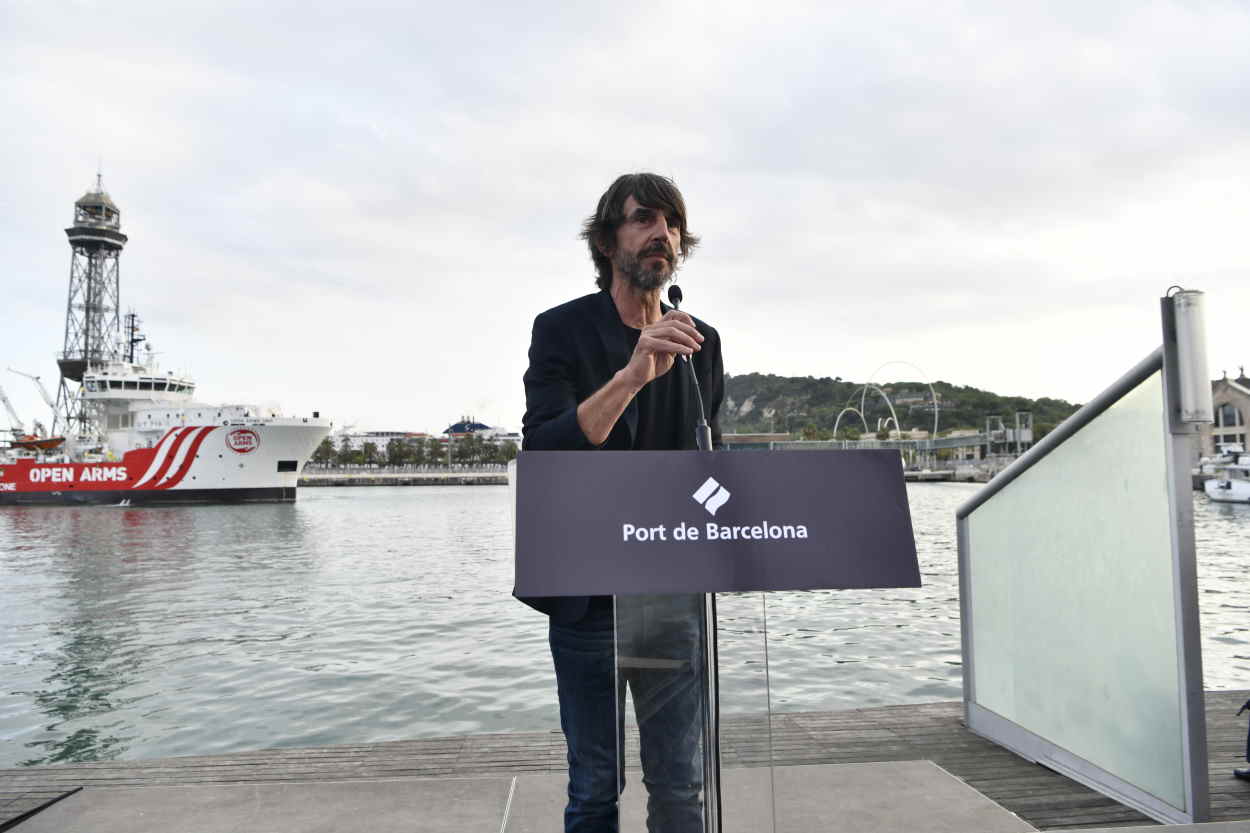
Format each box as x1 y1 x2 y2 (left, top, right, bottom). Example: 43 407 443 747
2 690 1248 831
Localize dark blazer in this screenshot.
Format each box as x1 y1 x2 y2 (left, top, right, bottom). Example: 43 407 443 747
517 289 725 624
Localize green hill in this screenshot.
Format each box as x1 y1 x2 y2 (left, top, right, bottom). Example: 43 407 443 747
721 373 1080 440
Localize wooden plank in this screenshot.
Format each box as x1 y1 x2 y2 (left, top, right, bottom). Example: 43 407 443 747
2 691 1247 830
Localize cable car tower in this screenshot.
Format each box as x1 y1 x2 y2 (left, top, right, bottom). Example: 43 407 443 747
54 174 128 442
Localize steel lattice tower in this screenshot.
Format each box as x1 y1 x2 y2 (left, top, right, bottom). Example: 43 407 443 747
54 175 128 442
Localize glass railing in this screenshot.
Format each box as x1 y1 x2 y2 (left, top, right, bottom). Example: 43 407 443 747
956 341 1209 824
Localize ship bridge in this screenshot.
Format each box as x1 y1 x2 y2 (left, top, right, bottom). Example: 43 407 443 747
83 363 195 400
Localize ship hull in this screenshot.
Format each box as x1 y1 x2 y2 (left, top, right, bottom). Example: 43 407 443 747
0 422 327 507
0 486 295 506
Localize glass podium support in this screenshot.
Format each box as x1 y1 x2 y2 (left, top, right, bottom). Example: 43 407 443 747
614 593 775 833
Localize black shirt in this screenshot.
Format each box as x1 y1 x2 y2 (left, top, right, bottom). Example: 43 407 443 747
623 324 687 451
584 325 689 619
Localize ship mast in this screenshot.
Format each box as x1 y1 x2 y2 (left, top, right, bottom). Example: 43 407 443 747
54 174 128 444
123 311 146 364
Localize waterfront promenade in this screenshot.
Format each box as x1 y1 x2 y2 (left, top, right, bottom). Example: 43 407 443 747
3 690 1248 831
299 467 508 487
298 466 959 486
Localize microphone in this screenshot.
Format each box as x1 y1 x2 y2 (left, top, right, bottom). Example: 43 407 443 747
667 286 686 366
667 284 713 451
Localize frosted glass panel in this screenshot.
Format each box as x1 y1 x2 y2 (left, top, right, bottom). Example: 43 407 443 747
614 593 776 832
966 370 1185 810
614 593 711 832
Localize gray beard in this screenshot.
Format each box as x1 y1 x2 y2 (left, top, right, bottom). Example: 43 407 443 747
619 251 675 292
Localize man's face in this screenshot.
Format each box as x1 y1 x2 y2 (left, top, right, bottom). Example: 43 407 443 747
610 195 683 291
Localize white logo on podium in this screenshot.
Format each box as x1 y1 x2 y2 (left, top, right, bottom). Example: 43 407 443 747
692 476 731 516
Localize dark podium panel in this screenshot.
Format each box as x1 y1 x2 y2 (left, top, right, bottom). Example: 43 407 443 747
513 449 919 598
511 448 920 833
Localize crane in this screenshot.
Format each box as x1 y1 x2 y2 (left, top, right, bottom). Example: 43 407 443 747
0 382 25 437
3 371 67 451
8 368 56 411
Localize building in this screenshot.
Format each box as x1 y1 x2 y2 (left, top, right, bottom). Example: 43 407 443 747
336 430 429 452
1199 369 1249 456
889 389 946 410
331 420 522 454
942 428 983 461
445 418 493 438
444 418 521 445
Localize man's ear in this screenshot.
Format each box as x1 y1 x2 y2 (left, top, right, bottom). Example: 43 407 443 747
596 240 614 258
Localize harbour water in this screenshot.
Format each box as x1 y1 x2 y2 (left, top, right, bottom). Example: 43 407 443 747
0 484 1246 769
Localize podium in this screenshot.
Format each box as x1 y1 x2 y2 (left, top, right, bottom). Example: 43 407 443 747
512 449 919 832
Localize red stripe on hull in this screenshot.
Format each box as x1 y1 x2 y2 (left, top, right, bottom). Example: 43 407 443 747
138 427 197 488
154 426 217 490
0 427 218 495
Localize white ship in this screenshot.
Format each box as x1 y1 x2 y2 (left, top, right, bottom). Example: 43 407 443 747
0 178 329 505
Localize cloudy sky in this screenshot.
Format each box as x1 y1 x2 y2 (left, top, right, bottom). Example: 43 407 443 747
3 1 1248 435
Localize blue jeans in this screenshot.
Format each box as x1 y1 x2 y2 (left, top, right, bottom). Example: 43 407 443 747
549 595 705 833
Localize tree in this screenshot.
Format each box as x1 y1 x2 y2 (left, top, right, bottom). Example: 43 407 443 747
495 440 519 463
453 433 485 465
312 437 335 464
386 438 410 467
336 436 355 466
362 441 380 467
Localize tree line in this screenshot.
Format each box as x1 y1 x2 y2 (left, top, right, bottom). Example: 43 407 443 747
722 373 1080 440
311 435 519 467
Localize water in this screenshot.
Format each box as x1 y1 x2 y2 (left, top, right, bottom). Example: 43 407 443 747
0 484 1246 768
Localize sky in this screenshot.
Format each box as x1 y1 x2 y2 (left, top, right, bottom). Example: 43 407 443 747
2 1 1248 435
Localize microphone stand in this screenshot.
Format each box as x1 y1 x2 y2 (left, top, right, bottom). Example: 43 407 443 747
668 284 721 833
669 285 713 451
689 368 713 452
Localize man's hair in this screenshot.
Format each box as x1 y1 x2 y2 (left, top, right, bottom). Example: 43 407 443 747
580 173 701 291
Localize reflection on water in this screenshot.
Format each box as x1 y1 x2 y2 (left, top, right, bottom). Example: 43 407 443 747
1193 498 1250 683
1 504 316 766
20 618 136 765
9 507 154 765
0 485 1246 768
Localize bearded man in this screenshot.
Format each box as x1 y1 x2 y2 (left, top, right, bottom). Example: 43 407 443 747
519 172 724 833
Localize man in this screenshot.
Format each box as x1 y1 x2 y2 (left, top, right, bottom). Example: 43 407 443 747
520 173 724 833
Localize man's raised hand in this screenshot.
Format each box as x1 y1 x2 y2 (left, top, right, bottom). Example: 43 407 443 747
622 310 704 390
